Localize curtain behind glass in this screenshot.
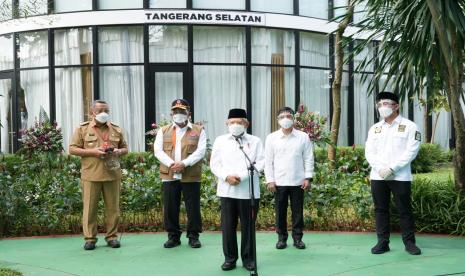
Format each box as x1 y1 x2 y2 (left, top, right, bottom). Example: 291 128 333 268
193 27 245 63
338 73 349 146
99 26 144 64
252 66 294 142
251 0 293 14
194 66 246 141
19 0 47 16
252 28 295 65
354 73 374 145
55 28 93 66
19 31 48 68
100 66 145 152
432 111 451 148
150 0 186 8
20 69 50 129
0 79 12 153
0 35 13 70
354 41 374 72
300 32 329 67
300 68 330 117
54 0 92 12
299 0 328 19
193 0 245 10
149 25 188 63
98 0 143 9
155 72 183 122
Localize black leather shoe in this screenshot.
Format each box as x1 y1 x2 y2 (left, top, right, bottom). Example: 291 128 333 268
188 238 201 248
276 240 287 249
84 241 96 250
293 240 306 249
164 239 181 248
107 239 121 248
405 241 421 255
243 262 256 271
371 241 390 254
221 262 236 271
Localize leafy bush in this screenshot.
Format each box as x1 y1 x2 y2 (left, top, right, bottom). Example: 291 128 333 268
411 143 449 173
0 268 22 276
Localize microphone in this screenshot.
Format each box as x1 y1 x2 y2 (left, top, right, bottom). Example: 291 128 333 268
233 135 243 149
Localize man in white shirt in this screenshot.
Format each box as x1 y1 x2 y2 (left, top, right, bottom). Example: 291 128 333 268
210 108 265 272
264 107 314 250
365 92 421 255
154 99 207 249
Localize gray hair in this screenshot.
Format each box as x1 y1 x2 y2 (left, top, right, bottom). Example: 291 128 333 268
91 100 108 109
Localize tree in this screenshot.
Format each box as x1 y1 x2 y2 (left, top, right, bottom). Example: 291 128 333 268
350 0 465 192
328 0 354 163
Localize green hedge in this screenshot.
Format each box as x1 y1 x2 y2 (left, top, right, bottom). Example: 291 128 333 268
0 144 461 237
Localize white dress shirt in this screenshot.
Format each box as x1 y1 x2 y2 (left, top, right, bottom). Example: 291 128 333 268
210 133 265 199
264 128 314 186
365 115 421 181
154 122 207 181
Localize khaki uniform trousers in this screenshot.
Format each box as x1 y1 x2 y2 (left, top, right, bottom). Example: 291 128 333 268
81 180 120 242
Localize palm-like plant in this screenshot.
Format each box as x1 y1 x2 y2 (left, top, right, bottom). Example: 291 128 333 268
350 0 465 192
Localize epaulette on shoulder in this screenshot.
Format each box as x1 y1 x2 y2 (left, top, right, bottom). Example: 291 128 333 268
80 121 90 126
110 122 119 127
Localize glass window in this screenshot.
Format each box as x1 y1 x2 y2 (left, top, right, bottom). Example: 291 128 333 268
353 1 367 24
0 34 14 70
0 78 13 153
300 32 329 68
149 25 188 63
194 65 246 141
99 26 144 64
150 0 186 8
251 0 293 14
193 26 245 63
100 66 145 151
56 67 93 152
193 0 245 10
354 73 375 145
338 72 349 146
55 28 93 66
299 0 328 19
19 69 50 132
98 0 143 9
19 0 48 16
333 0 348 19
18 31 48 68
54 0 92 13
0 0 13 20
300 68 330 118
354 41 374 72
252 28 295 65
252 66 295 141
154 72 183 122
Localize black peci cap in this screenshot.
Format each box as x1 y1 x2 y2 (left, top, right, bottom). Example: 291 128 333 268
377 92 399 104
228 108 247 119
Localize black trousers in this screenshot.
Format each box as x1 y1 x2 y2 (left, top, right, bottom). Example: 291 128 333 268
275 186 304 241
163 181 202 240
371 180 416 244
220 197 259 265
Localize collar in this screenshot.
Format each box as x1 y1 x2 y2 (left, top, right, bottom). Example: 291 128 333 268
279 128 296 138
90 119 109 129
228 133 249 141
172 121 192 130
382 114 402 126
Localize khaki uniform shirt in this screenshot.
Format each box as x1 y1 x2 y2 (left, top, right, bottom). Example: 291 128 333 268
69 120 128 181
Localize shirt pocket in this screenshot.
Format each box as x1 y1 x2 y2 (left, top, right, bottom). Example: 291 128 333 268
392 131 409 146
109 136 120 148
163 142 173 155
84 135 98 149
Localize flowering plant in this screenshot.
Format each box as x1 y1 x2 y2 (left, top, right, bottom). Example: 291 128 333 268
294 104 331 147
20 121 63 155
145 119 171 150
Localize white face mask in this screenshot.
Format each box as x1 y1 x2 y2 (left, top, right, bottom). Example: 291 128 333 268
95 112 109 123
173 114 188 124
278 118 294 129
378 106 393 118
228 123 245 137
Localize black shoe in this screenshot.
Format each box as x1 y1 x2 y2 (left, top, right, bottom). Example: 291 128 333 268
221 262 236 271
84 241 96 250
188 238 201 248
107 239 121 248
371 241 390 254
276 240 287 249
405 241 421 255
243 262 256 271
164 239 181 248
293 240 306 249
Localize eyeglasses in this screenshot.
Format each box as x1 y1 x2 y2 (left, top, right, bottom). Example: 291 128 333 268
277 114 294 120
376 101 396 108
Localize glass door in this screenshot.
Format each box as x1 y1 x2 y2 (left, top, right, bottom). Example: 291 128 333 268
0 73 14 153
146 65 187 130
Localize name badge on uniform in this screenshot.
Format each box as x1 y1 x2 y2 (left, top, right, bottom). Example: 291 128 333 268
374 127 382 134
398 125 406 132
415 131 421 141
189 131 198 137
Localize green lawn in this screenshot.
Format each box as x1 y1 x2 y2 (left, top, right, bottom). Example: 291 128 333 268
414 165 454 182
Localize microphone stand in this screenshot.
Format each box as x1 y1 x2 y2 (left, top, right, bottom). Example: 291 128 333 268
235 136 259 276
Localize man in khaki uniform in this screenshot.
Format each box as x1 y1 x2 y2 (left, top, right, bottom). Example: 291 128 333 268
154 99 206 249
69 100 128 250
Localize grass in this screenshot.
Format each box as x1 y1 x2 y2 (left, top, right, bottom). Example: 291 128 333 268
0 268 22 276
414 165 454 182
